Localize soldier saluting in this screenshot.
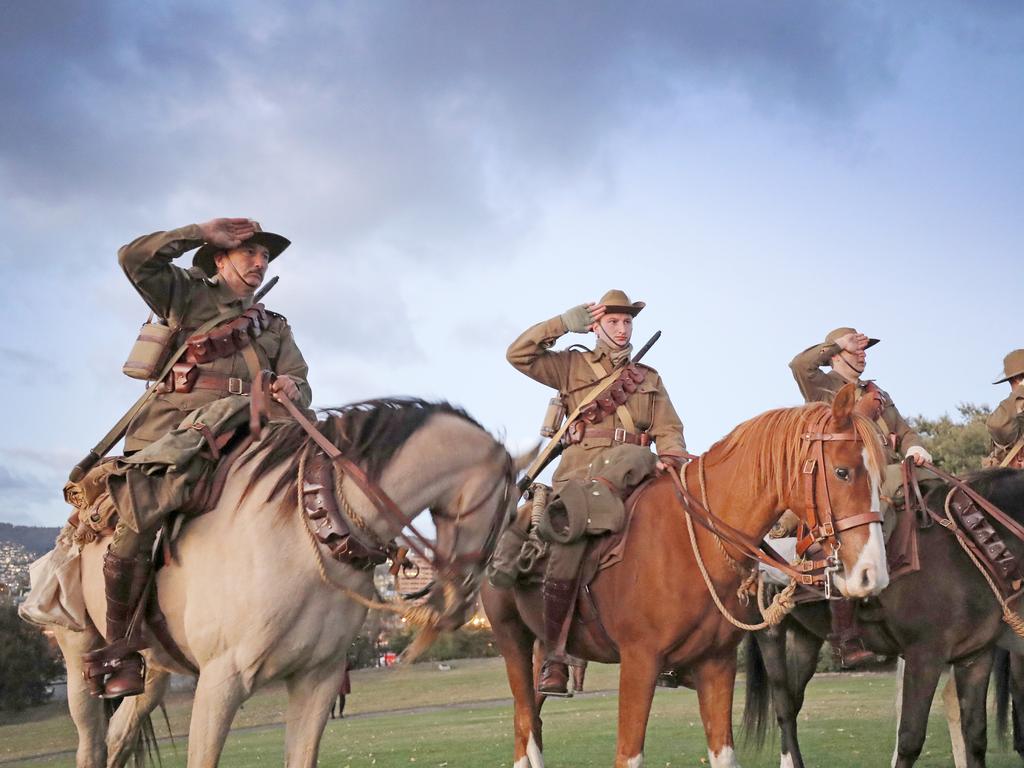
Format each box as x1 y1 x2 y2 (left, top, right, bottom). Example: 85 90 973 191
505 290 687 695
85 218 311 698
788 327 930 667
986 349 1024 468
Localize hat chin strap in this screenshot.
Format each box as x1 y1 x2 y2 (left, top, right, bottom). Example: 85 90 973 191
220 252 261 297
595 320 628 350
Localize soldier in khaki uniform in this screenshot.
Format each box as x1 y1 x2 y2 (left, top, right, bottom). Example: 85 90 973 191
789 326 931 667
507 289 687 694
90 218 311 697
986 350 1024 468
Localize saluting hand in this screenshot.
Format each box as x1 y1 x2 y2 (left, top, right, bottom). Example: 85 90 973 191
198 218 258 249
836 332 870 353
271 375 301 404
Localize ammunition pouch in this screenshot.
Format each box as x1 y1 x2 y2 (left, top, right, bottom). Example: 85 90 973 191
575 365 645 426
185 305 268 364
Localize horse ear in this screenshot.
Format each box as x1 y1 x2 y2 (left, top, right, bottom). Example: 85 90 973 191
512 442 541 476
831 383 856 430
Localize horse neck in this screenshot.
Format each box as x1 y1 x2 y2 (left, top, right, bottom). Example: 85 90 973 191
699 435 789 543
355 415 499 542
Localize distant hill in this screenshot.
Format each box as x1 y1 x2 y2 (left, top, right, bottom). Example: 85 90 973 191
0 523 60 556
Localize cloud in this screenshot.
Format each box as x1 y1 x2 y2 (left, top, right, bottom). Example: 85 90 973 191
0 1 945 276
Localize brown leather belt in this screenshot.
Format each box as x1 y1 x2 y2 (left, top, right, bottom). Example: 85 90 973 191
575 426 650 446
191 372 250 395
159 369 250 395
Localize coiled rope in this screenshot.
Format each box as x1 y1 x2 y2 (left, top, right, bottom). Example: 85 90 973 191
680 460 796 631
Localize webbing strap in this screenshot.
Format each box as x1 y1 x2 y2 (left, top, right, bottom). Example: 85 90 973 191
520 363 627 484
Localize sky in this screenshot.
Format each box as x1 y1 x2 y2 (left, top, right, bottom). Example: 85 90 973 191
2 1 1022 527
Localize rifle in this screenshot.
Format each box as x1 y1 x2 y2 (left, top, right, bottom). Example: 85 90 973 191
68 277 282 482
516 330 662 493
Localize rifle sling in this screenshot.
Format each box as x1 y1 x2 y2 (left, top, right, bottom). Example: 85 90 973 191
1001 437 1024 468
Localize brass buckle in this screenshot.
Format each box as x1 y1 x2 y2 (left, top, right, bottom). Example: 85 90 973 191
802 459 817 474
613 427 627 443
228 377 244 395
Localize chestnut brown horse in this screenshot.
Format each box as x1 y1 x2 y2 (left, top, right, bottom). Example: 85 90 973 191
482 385 889 768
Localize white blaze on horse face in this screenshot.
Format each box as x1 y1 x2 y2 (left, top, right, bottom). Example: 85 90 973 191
834 450 889 598
709 745 739 768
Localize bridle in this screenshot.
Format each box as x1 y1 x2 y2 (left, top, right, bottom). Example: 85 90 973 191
793 409 883 595
670 408 882 594
274 382 515 604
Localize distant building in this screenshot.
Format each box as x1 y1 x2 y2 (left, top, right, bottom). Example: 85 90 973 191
0 540 34 603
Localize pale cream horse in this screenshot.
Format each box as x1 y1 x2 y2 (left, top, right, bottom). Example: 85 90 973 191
54 399 528 767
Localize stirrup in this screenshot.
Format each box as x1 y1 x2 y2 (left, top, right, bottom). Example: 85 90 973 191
537 659 572 698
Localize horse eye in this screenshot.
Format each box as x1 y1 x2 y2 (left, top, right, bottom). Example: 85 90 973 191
834 467 850 482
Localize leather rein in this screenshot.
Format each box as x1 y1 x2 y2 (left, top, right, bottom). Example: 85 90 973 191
265 373 513 580
669 409 882 591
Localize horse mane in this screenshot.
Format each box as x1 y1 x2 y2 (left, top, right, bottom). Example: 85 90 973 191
238 397 488 503
704 402 886 500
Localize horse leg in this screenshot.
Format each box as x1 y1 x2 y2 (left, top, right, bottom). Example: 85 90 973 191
282 662 347 768
892 654 945 768
952 650 994 768
940 671 967 768
614 647 661 767
1007 651 1024 759
186 659 249 767
106 667 171 768
483 586 545 768
693 652 741 768
774 625 822 768
54 626 108 768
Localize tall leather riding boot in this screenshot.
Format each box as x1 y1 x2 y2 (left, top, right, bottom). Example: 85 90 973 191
84 551 146 698
829 599 874 669
538 578 577 697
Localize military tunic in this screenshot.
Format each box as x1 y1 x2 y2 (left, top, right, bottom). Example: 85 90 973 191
119 225 312 453
790 341 924 461
507 315 686 489
986 385 1024 466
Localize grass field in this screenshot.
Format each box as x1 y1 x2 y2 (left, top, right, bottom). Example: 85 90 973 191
1 657 1020 766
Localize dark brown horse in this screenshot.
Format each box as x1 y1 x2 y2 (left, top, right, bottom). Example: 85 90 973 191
744 467 1024 768
483 386 889 768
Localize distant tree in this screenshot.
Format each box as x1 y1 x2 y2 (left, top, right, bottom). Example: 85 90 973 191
909 403 992 475
0 605 62 711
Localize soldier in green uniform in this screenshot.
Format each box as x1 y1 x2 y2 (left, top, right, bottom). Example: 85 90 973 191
90 217 311 697
986 350 1024 468
506 289 687 695
789 326 930 667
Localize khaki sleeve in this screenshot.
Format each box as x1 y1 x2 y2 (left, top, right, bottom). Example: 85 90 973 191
885 401 925 455
117 225 205 319
987 387 1024 447
272 322 313 409
506 316 573 391
789 342 840 404
648 375 687 457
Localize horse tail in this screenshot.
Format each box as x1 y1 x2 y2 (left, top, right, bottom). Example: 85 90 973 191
741 633 771 749
994 647 1011 745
